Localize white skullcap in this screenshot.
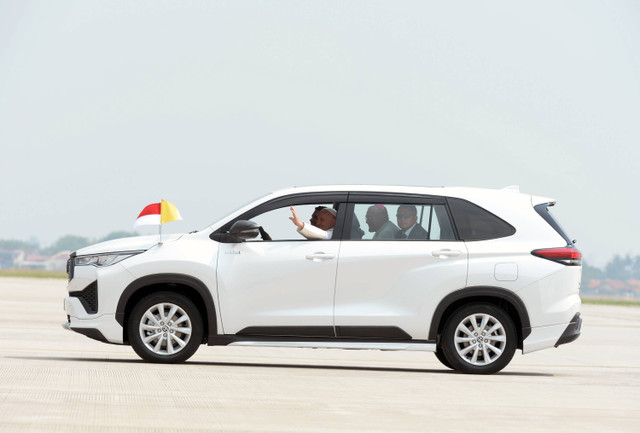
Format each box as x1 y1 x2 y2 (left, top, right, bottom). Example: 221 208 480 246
321 208 337 217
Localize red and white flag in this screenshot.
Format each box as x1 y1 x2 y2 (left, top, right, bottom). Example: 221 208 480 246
133 200 183 229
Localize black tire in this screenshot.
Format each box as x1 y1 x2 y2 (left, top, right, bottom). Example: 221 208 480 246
441 303 516 374
434 349 454 370
128 291 203 363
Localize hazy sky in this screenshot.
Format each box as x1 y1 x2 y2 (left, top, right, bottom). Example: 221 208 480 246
1 0 639 267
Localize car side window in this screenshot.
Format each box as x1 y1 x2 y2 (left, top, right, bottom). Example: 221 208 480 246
247 203 336 241
430 204 457 240
350 203 456 241
447 198 515 241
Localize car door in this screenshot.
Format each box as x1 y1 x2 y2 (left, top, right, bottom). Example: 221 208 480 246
333 194 468 340
215 193 347 336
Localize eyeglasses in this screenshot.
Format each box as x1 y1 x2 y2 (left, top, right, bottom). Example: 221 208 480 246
396 214 413 219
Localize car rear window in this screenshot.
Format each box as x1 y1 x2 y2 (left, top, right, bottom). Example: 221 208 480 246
447 198 516 241
534 203 574 245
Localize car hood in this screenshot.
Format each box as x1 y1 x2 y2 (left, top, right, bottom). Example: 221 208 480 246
75 234 183 256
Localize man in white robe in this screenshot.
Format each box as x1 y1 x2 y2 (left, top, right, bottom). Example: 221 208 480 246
289 206 336 240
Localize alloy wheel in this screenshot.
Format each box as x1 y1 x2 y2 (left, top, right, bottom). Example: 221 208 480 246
453 312 507 366
138 302 193 356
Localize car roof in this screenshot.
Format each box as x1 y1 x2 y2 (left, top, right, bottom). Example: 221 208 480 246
270 184 554 204
273 184 472 196
206 185 556 232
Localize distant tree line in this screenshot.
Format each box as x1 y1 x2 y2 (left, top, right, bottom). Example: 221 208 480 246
0 232 136 255
583 254 640 282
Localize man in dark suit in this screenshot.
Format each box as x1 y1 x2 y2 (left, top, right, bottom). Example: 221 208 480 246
395 205 429 240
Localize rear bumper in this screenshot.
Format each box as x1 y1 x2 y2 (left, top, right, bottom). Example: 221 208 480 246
554 312 582 347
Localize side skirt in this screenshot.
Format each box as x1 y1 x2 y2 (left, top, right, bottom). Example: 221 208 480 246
208 335 436 352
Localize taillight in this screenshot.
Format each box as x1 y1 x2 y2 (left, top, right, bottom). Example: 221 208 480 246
531 246 582 266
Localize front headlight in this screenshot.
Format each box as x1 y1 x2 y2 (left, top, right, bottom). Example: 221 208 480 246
74 251 143 267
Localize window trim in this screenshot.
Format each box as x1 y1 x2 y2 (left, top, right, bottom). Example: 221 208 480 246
341 193 458 241
211 192 349 242
347 192 447 205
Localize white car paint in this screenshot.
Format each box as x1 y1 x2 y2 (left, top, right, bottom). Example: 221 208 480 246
62 185 583 373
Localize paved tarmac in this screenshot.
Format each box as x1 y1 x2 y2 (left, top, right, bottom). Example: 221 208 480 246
0 277 639 432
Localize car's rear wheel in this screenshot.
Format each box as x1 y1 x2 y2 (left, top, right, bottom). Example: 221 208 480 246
128 292 203 363
441 303 516 374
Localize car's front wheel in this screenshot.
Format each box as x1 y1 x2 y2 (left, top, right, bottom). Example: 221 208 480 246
128 292 203 363
434 349 453 369
441 303 516 374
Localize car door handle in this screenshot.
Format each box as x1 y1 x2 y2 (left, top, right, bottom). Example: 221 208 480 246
432 249 461 258
305 252 336 262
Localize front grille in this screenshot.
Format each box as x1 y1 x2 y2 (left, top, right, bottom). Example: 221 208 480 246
70 281 98 314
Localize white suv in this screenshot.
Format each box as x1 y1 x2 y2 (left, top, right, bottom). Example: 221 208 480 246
63 185 582 374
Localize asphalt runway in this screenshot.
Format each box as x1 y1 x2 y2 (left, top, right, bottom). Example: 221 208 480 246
1 277 638 432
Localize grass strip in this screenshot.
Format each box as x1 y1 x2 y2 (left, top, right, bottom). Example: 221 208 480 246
0 269 67 279
582 297 640 307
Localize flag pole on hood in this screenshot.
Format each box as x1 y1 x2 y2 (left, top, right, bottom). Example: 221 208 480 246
133 200 183 245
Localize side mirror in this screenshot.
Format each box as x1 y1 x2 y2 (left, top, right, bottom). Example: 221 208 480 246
223 220 260 243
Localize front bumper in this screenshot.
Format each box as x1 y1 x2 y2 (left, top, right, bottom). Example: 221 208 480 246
62 321 111 344
63 297 124 344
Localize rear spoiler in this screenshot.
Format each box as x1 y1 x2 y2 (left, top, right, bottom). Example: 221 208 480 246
531 195 556 207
